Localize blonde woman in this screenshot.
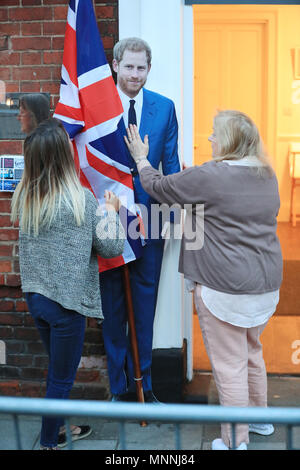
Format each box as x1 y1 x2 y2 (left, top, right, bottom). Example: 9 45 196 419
124 110 282 451
11 118 125 450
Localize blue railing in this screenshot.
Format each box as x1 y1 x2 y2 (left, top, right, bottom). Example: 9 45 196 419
1 396 300 450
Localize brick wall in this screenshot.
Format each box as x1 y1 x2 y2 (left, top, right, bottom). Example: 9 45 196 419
0 0 119 399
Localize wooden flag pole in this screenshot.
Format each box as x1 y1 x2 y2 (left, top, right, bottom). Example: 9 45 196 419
122 264 147 427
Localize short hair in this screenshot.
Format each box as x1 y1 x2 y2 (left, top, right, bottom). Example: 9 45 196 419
19 93 50 133
113 37 152 65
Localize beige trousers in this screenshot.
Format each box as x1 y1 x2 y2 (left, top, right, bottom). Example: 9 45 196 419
194 284 268 448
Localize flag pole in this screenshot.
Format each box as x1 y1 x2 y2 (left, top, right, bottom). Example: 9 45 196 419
122 264 147 426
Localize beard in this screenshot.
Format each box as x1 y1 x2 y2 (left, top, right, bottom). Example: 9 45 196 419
118 76 147 98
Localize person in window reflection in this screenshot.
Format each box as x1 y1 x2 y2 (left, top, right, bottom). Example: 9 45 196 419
125 110 283 451
17 93 50 135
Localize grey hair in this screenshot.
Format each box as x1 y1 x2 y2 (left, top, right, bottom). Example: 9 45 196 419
213 109 274 176
113 37 152 65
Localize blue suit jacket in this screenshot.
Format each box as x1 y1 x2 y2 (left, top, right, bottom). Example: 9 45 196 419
118 88 181 238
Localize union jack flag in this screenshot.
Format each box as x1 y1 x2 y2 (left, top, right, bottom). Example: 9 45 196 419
54 0 144 272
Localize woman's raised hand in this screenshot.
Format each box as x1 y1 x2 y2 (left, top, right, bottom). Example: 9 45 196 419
124 124 149 162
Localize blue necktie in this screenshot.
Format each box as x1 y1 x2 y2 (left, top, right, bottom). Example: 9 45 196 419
128 99 137 126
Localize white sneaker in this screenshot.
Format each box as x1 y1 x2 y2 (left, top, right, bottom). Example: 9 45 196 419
248 423 274 436
211 438 247 450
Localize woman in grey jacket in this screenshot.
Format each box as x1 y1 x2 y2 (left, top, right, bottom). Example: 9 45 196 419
125 110 282 451
11 118 125 450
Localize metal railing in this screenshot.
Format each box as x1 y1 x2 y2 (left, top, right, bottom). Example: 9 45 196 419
1 396 300 450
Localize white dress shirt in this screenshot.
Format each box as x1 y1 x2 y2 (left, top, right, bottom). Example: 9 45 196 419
117 85 143 130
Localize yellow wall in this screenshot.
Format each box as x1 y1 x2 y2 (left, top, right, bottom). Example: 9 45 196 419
276 6 300 221
193 5 300 222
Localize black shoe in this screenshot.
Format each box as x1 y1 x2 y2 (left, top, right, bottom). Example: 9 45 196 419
57 425 92 448
144 391 161 404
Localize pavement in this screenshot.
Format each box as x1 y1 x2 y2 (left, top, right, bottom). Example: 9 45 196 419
1 374 300 451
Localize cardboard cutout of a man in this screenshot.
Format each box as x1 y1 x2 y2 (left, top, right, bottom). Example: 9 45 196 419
100 37 180 402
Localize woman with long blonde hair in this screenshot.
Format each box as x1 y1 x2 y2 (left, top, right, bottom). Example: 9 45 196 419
12 118 125 450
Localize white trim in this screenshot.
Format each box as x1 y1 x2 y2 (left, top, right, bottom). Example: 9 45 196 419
118 0 194 381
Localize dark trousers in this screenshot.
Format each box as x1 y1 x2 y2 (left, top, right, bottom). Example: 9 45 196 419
25 293 86 448
100 240 164 395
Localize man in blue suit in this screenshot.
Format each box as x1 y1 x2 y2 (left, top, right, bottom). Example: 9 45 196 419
100 37 181 402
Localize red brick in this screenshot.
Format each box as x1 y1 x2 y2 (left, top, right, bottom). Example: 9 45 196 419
0 200 11 213
12 66 52 81
0 141 23 155
44 0 67 4
0 261 12 272
52 36 65 50
0 193 13 200
0 286 22 298
5 82 20 92
0 313 23 325
0 326 14 338
41 81 60 94
95 6 114 19
13 259 20 272
21 22 42 36
0 245 13 257
75 369 100 382
0 9 8 22
0 52 20 66
0 23 20 36
102 36 114 49
0 274 5 285
19 381 43 397
53 6 68 20
21 51 42 66
43 21 66 36
9 355 34 367
12 36 51 51
9 7 52 21
0 300 14 311
0 67 11 80
2 0 20 5
0 381 21 396
51 95 60 109
15 300 28 312
22 367 47 381
15 327 40 341
106 22 118 35
0 230 18 241
6 274 21 287
51 65 62 80
22 0 42 5
43 51 63 65
20 82 41 93
0 215 13 227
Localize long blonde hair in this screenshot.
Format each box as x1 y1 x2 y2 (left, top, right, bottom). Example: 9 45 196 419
11 118 85 236
213 110 274 176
